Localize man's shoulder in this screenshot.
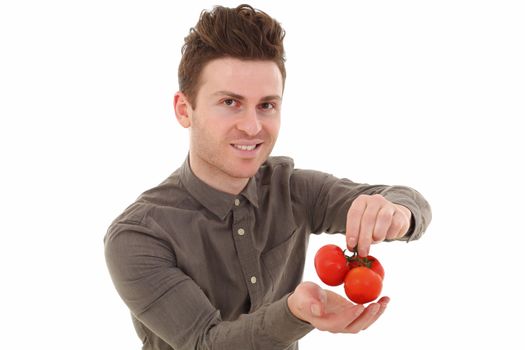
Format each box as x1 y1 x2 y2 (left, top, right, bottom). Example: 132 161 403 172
259 156 333 179
139 169 186 205
265 155 295 166
256 156 295 182
260 156 295 171
108 169 188 227
260 157 341 191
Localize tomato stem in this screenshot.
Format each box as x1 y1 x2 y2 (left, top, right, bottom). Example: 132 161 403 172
345 247 372 268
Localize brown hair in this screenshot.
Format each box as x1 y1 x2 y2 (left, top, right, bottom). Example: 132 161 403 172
178 4 286 107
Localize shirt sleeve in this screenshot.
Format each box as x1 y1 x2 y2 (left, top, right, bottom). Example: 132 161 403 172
104 221 313 350
291 169 432 241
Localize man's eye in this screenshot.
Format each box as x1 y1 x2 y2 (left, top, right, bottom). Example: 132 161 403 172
260 102 275 110
223 99 237 106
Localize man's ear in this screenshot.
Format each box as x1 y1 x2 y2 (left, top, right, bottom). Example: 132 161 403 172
173 92 192 128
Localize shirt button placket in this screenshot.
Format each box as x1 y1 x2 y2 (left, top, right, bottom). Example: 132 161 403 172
232 197 260 308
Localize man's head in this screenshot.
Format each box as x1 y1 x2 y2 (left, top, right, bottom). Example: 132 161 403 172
178 4 286 108
173 4 286 194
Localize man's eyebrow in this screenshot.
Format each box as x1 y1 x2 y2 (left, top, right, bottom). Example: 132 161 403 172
260 94 282 102
213 90 282 101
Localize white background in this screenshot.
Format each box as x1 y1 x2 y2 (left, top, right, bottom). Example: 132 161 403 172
1 0 524 349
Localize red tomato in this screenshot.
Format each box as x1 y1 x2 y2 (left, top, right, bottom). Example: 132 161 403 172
314 244 350 286
348 255 384 280
344 267 383 304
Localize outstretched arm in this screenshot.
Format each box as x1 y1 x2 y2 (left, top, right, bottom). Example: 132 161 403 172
346 194 412 257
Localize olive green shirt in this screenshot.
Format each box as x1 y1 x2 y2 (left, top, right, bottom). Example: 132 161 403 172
104 156 431 350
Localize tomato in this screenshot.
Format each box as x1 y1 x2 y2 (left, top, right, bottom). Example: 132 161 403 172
314 244 350 286
315 244 386 304
344 267 383 304
348 255 384 280
367 256 385 280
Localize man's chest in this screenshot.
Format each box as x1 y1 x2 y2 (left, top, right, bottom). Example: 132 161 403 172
163 204 307 318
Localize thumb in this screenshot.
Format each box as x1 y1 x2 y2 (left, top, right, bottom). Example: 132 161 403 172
310 287 327 317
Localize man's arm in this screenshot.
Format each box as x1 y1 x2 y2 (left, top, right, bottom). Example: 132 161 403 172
104 223 313 350
292 169 432 248
346 194 413 257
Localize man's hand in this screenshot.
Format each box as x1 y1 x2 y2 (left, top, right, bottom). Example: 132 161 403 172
346 194 412 257
287 282 389 333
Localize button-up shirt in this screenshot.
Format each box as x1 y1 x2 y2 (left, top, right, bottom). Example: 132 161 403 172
104 156 431 350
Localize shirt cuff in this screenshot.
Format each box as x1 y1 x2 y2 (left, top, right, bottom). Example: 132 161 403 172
262 293 314 346
383 190 429 242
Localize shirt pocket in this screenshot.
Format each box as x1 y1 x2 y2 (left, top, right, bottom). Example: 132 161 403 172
261 229 306 300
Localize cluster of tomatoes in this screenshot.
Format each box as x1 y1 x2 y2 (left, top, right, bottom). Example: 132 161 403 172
314 244 384 304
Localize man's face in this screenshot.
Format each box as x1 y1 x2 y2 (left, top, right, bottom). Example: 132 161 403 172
183 57 283 184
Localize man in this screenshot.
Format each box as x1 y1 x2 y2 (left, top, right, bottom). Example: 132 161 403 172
104 4 432 350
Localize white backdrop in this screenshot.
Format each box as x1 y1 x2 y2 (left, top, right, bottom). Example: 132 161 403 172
1 0 524 349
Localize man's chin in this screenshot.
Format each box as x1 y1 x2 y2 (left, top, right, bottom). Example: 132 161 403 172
228 159 264 178
228 168 259 179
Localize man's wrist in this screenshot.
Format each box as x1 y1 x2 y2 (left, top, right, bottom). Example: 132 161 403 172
262 292 313 345
287 292 306 323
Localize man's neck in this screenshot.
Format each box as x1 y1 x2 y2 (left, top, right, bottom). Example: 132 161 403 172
189 154 249 195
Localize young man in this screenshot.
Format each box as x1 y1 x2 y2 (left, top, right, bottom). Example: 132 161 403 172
104 5 432 350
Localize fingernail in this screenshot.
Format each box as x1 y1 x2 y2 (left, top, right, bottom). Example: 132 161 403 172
311 304 322 317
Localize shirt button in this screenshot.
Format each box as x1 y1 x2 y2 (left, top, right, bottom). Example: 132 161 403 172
250 276 257 284
237 228 245 236
234 198 240 206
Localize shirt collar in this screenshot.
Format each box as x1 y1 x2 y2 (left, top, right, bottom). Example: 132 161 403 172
180 156 259 220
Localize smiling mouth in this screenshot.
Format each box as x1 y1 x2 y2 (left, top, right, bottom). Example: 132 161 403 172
231 143 262 151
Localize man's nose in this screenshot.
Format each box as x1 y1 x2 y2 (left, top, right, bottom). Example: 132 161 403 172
236 108 262 136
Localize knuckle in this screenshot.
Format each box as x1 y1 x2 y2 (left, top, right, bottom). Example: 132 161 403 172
388 221 401 234
390 218 402 230
354 194 369 206
371 194 385 202
386 230 398 240
372 230 385 241
362 210 376 223
359 234 372 244
377 209 392 222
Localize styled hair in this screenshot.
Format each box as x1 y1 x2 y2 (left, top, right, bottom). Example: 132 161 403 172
178 4 286 107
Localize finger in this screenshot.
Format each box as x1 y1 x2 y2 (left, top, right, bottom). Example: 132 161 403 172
358 201 381 257
314 304 365 332
397 210 411 237
343 302 381 333
346 196 367 250
310 288 328 317
372 205 394 243
362 296 390 330
385 211 408 239
288 282 327 322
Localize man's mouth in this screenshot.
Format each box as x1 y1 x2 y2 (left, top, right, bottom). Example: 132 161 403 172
232 144 259 151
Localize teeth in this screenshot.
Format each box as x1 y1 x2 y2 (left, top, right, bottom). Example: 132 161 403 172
234 144 257 151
